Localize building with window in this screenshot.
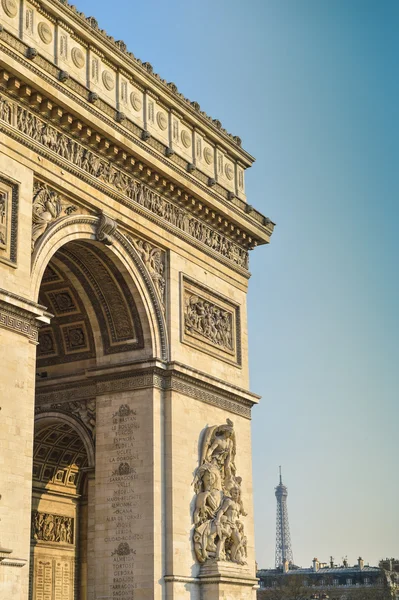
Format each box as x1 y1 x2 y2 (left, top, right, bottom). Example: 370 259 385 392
257 556 399 599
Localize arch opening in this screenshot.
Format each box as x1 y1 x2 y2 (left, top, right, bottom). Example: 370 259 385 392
29 419 91 600
36 239 152 378
31 235 159 600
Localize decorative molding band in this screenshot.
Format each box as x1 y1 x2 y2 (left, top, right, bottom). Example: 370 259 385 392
35 382 96 406
164 575 200 584
0 301 40 342
35 365 254 419
0 558 27 568
167 377 251 419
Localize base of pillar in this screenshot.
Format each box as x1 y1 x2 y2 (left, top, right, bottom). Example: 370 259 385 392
198 560 257 599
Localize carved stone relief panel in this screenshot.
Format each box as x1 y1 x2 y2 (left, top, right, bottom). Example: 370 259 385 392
193 419 247 565
31 511 74 545
181 276 241 365
0 174 18 266
32 180 79 252
126 234 166 310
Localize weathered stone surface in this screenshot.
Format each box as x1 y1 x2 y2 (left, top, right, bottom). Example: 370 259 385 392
0 2 274 599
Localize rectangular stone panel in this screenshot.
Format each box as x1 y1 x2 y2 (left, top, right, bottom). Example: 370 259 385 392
181 275 241 365
0 174 18 266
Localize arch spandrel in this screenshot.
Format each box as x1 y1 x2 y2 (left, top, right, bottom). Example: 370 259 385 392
31 213 169 362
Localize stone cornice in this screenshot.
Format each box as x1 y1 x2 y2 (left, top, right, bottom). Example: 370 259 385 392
43 0 251 160
0 288 52 343
0 83 272 274
35 360 259 419
0 23 275 244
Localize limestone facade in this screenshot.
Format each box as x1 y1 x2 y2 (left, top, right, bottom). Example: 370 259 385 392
0 1 274 599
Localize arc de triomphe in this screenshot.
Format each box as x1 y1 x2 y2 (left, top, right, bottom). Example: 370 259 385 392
0 1 274 599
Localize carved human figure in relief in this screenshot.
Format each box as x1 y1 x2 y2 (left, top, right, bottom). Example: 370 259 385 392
192 420 247 565
200 418 239 493
214 486 247 564
0 96 12 123
70 399 96 439
31 183 77 251
184 294 233 351
129 237 165 305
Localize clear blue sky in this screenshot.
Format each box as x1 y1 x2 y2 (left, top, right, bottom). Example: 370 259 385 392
76 0 399 568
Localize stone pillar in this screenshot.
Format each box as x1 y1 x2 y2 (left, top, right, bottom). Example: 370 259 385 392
86 469 96 600
0 296 48 600
93 383 164 600
162 366 259 600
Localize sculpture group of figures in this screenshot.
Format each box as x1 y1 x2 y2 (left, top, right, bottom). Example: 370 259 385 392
193 419 247 565
185 294 233 351
0 99 249 268
32 511 73 545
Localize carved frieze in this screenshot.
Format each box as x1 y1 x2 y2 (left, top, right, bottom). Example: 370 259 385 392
31 511 74 545
126 235 166 308
0 96 249 270
193 420 247 565
181 276 241 365
0 175 18 265
32 181 78 252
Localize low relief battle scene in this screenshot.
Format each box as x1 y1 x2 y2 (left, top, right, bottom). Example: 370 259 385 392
193 420 247 565
31 511 74 545
184 292 234 352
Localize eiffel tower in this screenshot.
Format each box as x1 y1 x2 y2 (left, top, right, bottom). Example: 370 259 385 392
275 467 294 568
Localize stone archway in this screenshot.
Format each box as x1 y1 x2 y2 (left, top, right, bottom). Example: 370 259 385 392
30 214 169 363
30 228 164 600
29 417 92 600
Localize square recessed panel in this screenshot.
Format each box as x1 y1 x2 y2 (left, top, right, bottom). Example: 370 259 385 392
32 463 42 479
60 321 90 354
35 445 50 460
42 466 54 480
37 328 58 358
45 288 80 317
41 264 64 285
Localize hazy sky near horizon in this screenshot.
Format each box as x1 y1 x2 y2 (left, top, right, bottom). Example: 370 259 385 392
75 0 399 568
